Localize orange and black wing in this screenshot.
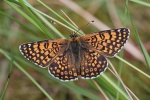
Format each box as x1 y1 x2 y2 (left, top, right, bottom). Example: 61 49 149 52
19 39 68 68
80 28 130 57
48 49 78 81
80 48 107 79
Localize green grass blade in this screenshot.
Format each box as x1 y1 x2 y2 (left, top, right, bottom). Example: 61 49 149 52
0 11 35 33
28 66 101 100
37 0 84 35
128 12 150 68
0 57 13 100
21 54 131 100
130 0 150 7
23 1 65 38
6 0 54 38
21 0 84 36
116 56 150 79
116 1 129 99
16 54 131 99
18 0 54 38
6 0 78 38
0 49 102 100
0 49 53 100
87 77 129 100
128 0 150 68
5 0 44 33
63 82 100 100
96 75 129 100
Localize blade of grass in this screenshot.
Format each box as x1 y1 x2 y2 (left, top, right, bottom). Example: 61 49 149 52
37 0 84 35
0 11 34 33
1 49 102 100
6 0 79 38
63 82 101 100
116 56 150 79
123 67 150 93
92 80 109 100
116 52 124 100
129 13 150 69
19 0 54 38
16 53 131 100
0 56 13 100
117 0 129 99
18 0 54 38
96 74 129 100
30 7 75 34
17 54 130 100
22 1 66 38
107 67 139 100
130 0 150 7
0 48 53 100
32 68 101 100
108 60 133 100
86 75 130 99
5 0 48 35
12 0 81 35
127 0 150 68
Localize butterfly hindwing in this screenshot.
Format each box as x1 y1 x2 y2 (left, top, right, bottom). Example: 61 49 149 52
48 49 78 81
80 48 108 79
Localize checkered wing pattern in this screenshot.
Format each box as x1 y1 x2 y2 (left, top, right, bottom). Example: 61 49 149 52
19 39 68 68
80 48 107 79
48 49 78 81
80 28 130 57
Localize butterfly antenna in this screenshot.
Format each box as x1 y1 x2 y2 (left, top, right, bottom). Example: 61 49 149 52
76 20 94 33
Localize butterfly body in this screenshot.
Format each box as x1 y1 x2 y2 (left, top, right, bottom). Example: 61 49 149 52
19 28 130 81
69 39 80 74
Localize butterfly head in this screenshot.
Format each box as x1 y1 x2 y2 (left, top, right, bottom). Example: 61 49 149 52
70 31 78 39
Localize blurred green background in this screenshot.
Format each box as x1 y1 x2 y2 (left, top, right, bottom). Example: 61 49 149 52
0 0 150 100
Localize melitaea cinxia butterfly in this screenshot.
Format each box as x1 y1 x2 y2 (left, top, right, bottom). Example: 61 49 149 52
19 28 130 81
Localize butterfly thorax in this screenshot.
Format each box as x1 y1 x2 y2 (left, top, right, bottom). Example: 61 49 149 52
69 32 78 39
69 32 79 58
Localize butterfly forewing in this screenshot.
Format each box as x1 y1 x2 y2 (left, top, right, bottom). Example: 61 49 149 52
80 48 107 79
48 49 78 81
19 39 68 68
80 28 130 57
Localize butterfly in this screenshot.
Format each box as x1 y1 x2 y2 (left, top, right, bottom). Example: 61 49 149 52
19 28 130 81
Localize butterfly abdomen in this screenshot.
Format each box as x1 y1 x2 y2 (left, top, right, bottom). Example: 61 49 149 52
70 40 80 61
